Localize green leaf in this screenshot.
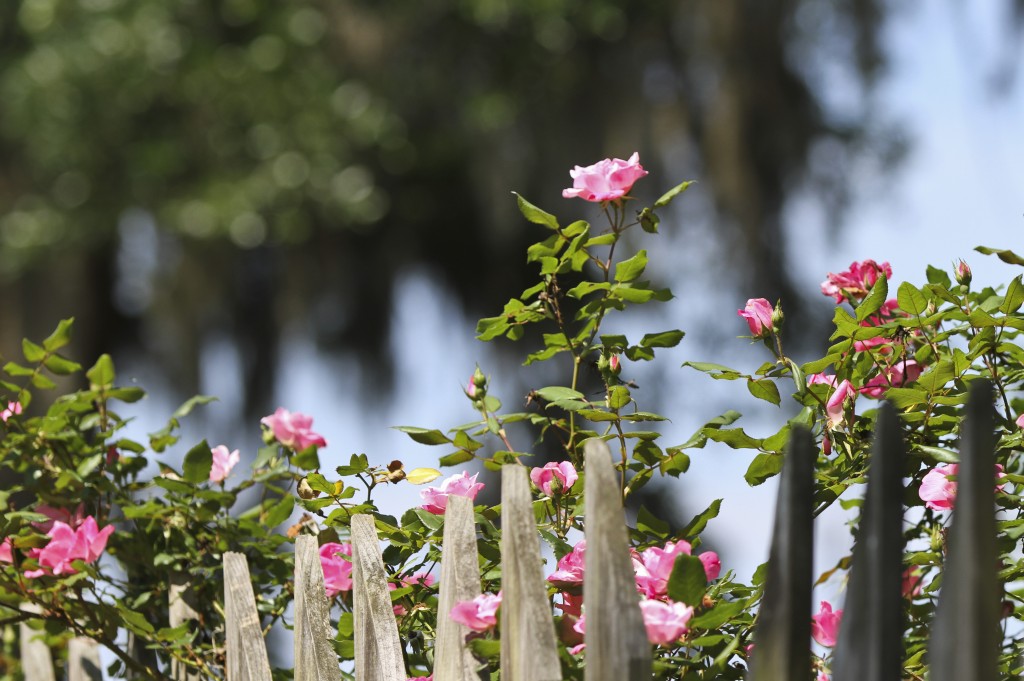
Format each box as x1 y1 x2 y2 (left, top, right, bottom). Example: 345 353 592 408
638 206 659 233
86 354 115 387
746 378 781 406
43 354 82 375
292 445 320 471
76 454 104 478
534 386 586 402
576 408 619 422
916 360 955 393
916 445 959 464
855 275 888 321
744 453 784 486
1001 275 1024 314
653 180 695 208
704 428 763 449
885 388 928 409
926 265 952 288
975 245 1024 266
513 192 559 230
637 505 670 539
690 599 747 629
640 330 685 348
614 250 648 283
439 450 475 467
897 281 929 315
393 427 451 446
42 318 75 352
607 385 631 410
21 339 46 363
468 638 502 660
264 495 295 527
173 395 217 419
667 553 707 606
182 440 213 483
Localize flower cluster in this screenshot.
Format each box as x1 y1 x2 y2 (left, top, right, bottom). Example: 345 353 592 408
420 471 485 515
1 516 115 578
261 407 328 451
820 259 892 304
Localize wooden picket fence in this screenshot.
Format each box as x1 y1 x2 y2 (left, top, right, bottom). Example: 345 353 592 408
18 381 1006 680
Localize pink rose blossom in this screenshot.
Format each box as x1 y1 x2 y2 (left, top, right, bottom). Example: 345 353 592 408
407 676 433 681
919 463 1006 512
548 539 586 588
902 566 924 599
450 592 501 632
557 591 583 618
820 260 892 304
209 445 241 483
320 542 353 598
0 537 13 563
466 376 477 398
24 517 114 578
32 504 86 533
639 599 694 645
420 471 485 515
698 552 722 581
818 673 831 681
530 461 578 497
860 360 923 399
737 298 774 337
811 601 842 647
1 401 22 422
1016 413 1024 430
633 540 695 600
562 152 648 202
825 380 856 429
260 408 327 451
806 372 837 388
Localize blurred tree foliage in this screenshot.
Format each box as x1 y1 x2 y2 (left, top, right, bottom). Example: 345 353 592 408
0 0 938 412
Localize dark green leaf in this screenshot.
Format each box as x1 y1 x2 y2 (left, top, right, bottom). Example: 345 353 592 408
393 427 451 445
637 505 670 539
264 495 295 527
705 428 763 449
667 553 707 606
746 378 781 406
292 445 320 471
614 250 648 283
534 386 586 402
975 245 1024 266
683 499 722 537
1001 275 1024 314
182 440 213 483
690 599 747 629
744 453 783 486
640 329 685 348
439 450 475 466
173 394 217 418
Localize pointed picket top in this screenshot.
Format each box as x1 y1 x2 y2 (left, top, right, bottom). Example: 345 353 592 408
19 603 56 681
351 514 406 681
434 494 486 681
499 465 562 681
833 402 906 681
294 535 344 681
930 380 1000 681
749 426 815 681
224 552 273 681
582 438 652 681
68 637 103 681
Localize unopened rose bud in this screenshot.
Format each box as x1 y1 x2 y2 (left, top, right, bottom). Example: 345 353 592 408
954 259 972 287
468 367 487 399
771 301 784 331
609 354 621 375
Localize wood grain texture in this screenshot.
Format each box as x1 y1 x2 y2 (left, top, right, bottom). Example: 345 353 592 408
930 380 1000 681
434 494 486 681
169 572 200 681
294 535 344 681
499 465 561 681
833 402 905 681
19 603 56 681
67 636 103 681
224 552 273 681
749 426 815 681
582 439 651 681
351 514 406 681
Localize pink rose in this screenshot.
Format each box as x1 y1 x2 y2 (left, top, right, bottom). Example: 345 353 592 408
530 461 578 497
902 566 924 599
818 673 831 681
825 380 855 429
407 676 433 681
820 260 892 304
557 591 583 618
450 592 501 632
698 552 721 581
561 152 648 202
420 471 485 515
320 542 353 598
860 360 923 399
24 517 114 578
737 298 774 338
32 504 86 533
811 601 842 647
806 372 837 388
1 401 22 423
209 445 241 483
1016 413 1024 430
633 540 693 600
548 539 586 588
639 599 694 645
919 463 1006 512
0 537 13 563
260 408 327 451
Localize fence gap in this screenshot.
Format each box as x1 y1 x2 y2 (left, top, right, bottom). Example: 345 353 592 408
67 636 103 681
499 465 561 681
168 572 200 681
434 494 486 681
350 514 405 681
833 401 906 681
930 380 1000 681
224 552 273 681
582 439 651 681
749 426 815 681
294 535 344 681
19 603 56 681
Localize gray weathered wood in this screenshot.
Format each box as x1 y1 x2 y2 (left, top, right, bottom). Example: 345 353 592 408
434 494 486 681
19 603 56 681
749 426 815 681
499 465 561 681
582 439 652 681
169 572 201 681
68 636 103 681
930 380 1000 681
833 401 905 681
224 552 273 681
294 535 344 681
351 514 406 681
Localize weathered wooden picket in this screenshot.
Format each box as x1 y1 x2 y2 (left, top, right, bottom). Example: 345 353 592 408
18 380 1006 680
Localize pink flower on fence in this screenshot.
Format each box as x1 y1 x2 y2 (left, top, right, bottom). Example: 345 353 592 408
633 540 719 599
639 599 694 645
811 601 842 647
24 517 114 578
820 260 892 304
548 539 586 588
420 471 485 515
698 552 722 581
450 592 501 632
530 461 578 497
562 152 648 202
919 463 1006 512
737 298 774 338
210 445 241 483
260 408 327 451
1 401 22 422
320 542 353 598
860 360 923 399
825 380 856 429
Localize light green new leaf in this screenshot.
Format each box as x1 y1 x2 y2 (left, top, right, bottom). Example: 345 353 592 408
744 452 784 486
42 318 75 352
1001 275 1024 314
653 180 695 208
393 426 451 445
513 192 559 230
897 281 929 315
855 275 888 322
86 354 115 387
614 250 648 283
975 245 1024 266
